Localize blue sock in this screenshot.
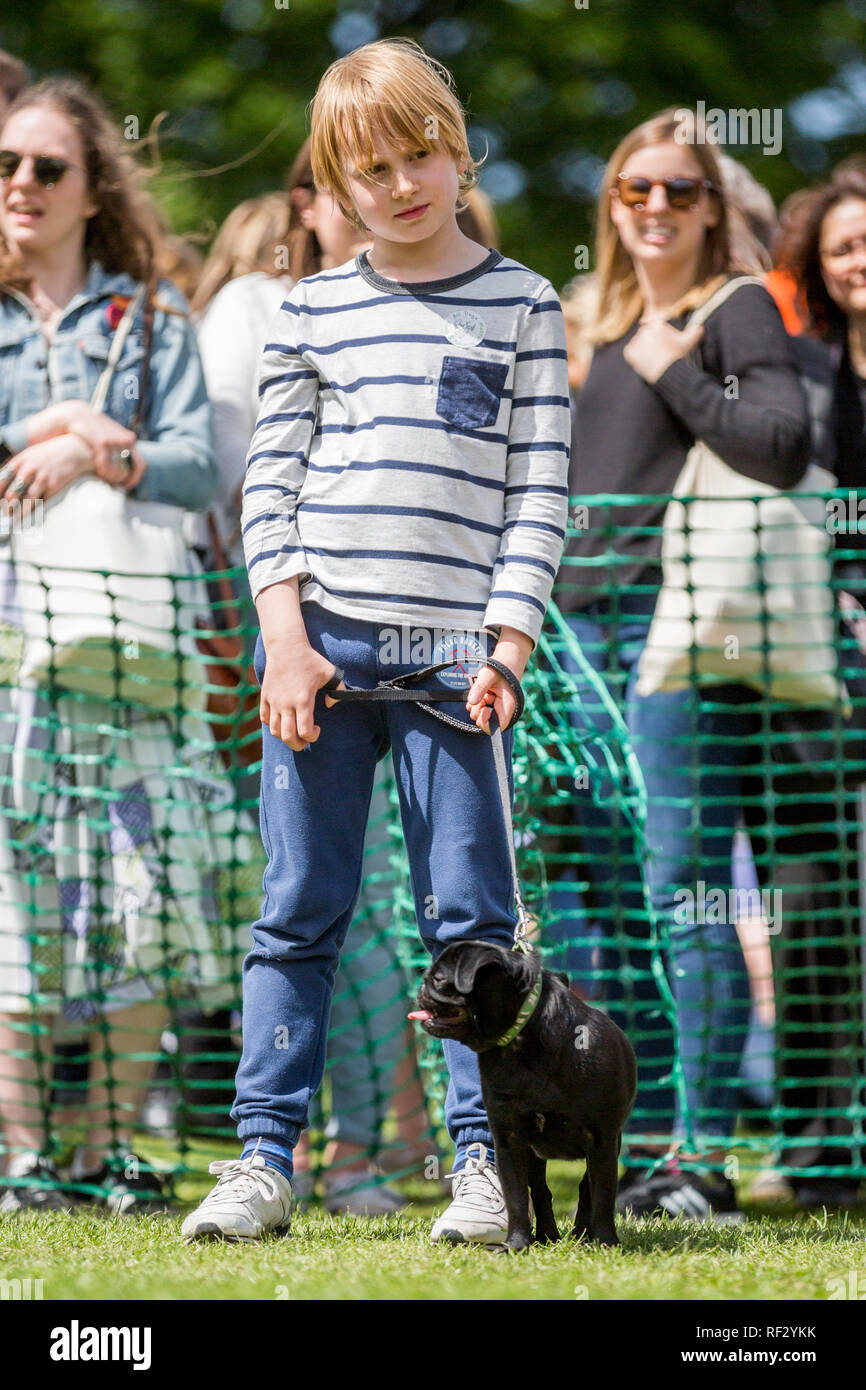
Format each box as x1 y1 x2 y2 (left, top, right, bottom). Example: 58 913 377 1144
241 1138 294 1183
453 1142 496 1173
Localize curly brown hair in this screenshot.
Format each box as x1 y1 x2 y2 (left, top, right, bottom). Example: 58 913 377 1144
0 77 159 292
779 168 866 342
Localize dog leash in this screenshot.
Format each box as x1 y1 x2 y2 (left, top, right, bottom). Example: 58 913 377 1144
323 656 534 950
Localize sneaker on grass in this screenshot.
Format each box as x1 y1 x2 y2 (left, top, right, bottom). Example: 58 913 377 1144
430 1142 508 1245
617 1168 744 1224
181 1151 292 1243
0 1151 78 1214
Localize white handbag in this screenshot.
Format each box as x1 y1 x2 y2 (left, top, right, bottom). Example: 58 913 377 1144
8 286 209 710
636 276 844 708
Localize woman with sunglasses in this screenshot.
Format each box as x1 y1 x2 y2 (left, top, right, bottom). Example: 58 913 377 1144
0 78 217 1214
557 108 810 1222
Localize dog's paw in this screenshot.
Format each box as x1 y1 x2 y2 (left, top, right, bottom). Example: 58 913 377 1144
503 1233 533 1253
533 1227 560 1245
589 1229 620 1248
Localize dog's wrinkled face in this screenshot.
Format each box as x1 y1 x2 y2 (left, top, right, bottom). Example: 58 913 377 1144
411 941 538 1052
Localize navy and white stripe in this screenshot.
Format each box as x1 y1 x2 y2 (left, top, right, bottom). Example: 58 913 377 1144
242 249 570 643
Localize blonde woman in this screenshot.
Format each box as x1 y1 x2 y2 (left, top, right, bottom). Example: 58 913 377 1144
557 108 810 1222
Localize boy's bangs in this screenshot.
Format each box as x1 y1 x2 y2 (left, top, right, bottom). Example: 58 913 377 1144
340 102 445 175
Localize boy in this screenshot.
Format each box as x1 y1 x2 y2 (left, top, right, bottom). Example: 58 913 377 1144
183 37 570 1244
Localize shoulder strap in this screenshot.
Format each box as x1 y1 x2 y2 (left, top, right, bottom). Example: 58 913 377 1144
89 282 148 415
687 275 765 330
129 287 155 436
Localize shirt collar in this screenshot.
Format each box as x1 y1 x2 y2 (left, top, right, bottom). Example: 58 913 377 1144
79 259 141 304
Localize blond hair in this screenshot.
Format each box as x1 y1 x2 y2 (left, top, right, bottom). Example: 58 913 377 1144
191 192 289 315
309 38 481 233
457 185 500 250
592 108 755 344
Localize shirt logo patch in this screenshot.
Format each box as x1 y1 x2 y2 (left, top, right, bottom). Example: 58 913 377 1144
443 309 486 347
432 631 488 690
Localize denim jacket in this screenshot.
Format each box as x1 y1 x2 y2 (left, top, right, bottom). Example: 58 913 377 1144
0 260 216 511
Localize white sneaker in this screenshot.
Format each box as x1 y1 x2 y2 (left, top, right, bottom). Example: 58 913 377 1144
181 1151 292 1243
323 1169 407 1216
430 1143 508 1244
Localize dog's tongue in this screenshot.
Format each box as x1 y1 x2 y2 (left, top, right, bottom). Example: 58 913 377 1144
408 1009 433 1022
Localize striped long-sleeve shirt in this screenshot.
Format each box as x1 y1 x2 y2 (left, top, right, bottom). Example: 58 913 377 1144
242 248 570 645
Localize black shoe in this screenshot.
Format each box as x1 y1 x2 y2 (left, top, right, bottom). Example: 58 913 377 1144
617 1168 745 1224
77 1154 173 1216
0 1152 79 1213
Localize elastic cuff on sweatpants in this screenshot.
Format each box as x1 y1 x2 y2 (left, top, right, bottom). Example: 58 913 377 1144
453 1130 496 1172
236 1118 303 1147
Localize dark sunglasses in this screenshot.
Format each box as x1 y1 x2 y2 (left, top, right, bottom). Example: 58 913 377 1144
0 150 80 188
615 174 717 210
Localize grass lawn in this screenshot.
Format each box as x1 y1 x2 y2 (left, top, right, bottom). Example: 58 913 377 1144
1 1142 865 1301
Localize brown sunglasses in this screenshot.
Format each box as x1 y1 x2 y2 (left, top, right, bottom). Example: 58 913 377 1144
614 174 717 210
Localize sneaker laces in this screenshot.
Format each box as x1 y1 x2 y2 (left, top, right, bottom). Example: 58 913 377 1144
205 1152 288 1206
444 1145 503 1211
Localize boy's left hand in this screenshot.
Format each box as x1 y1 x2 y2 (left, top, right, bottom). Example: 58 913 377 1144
466 626 533 733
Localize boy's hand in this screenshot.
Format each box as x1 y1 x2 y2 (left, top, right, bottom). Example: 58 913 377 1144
466 626 533 733
260 637 344 751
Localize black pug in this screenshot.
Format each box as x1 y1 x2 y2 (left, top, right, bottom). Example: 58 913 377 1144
412 940 636 1251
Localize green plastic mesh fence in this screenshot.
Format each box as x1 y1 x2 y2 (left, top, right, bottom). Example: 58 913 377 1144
1 485 864 1209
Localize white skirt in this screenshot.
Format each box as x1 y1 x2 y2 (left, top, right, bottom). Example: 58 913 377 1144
0 683 252 1019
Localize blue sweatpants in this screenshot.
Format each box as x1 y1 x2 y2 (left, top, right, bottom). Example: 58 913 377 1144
231 602 516 1159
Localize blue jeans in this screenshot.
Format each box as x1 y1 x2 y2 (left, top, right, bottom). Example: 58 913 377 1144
313 764 413 1149
231 603 516 1160
557 597 752 1143
235 589 408 1151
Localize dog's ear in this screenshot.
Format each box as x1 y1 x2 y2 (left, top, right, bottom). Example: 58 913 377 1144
453 943 509 997
552 970 570 988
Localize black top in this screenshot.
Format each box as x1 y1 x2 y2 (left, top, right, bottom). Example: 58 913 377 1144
558 279 811 612
834 344 866 490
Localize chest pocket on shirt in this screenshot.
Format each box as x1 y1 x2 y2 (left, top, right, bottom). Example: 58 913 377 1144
436 354 508 430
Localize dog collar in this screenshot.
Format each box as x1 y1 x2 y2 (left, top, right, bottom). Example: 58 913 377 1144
496 972 543 1048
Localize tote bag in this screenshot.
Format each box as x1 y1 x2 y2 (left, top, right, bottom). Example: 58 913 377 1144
636 277 844 708
9 286 209 710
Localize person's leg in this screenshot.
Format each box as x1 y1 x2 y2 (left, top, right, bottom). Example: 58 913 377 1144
230 607 385 1163
558 604 676 1143
184 608 390 1240
76 1000 169 1171
761 746 862 1197
0 1012 77 1210
386 663 516 1168
630 681 754 1161
0 1013 54 1156
384 644 516 1244
318 762 411 1166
